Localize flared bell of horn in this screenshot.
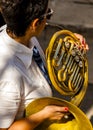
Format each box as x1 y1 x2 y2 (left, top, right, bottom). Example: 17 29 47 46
25 97 93 130
46 30 88 106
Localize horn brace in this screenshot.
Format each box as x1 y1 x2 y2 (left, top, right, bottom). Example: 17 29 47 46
25 30 92 130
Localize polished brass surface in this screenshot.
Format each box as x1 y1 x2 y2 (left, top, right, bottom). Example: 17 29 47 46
25 30 92 129
46 30 88 106
26 97 93 130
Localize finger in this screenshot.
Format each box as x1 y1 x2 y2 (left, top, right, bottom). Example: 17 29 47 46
49 113 64 120
53 106 69 112
74 33 89 50
58 107 69 112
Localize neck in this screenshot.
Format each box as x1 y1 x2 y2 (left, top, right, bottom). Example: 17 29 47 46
7 29 34 47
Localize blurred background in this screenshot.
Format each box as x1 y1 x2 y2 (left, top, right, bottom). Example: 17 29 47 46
0 0 93 124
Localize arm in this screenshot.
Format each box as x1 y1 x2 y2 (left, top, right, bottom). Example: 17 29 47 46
7 105 68 130
0 82 68 130
0 128 8 130
0 79 68 130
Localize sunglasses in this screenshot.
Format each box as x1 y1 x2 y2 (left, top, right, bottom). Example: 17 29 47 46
39 8 54 20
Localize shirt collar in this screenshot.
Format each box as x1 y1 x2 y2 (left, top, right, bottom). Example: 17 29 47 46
2 28 34 68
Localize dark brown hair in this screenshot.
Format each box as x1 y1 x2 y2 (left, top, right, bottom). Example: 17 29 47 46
0 0 48 36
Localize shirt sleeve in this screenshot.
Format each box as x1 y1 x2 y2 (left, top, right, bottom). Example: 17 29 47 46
0 81 21 128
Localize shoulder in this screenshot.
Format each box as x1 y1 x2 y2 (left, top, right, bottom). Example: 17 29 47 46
0 54 23 92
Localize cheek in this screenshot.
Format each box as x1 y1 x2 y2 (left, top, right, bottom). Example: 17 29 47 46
42 19 46 28
38 19 46 34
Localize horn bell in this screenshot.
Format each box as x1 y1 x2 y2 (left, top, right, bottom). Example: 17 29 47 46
25 97 93 130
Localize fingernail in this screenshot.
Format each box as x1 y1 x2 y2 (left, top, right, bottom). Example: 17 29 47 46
64 107 69 111
82 39 85 45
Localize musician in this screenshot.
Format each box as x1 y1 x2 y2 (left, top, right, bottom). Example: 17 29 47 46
0 0 70 130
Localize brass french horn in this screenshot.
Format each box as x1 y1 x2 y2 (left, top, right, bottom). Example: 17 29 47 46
25 30 93 130
46 29 88 106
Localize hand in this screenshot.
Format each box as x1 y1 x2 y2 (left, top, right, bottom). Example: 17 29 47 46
74 33 89 50
41 105 69 121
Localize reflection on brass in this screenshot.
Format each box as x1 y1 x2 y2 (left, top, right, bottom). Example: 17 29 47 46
25 30 92 130
26 97 93 130
46 30 88 106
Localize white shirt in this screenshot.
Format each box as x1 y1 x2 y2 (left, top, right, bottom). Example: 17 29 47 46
0 27 52 128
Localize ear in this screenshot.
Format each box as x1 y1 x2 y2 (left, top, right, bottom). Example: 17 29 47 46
31 18 39 30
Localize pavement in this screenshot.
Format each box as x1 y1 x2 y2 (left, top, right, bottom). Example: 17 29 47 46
49 0 93 29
